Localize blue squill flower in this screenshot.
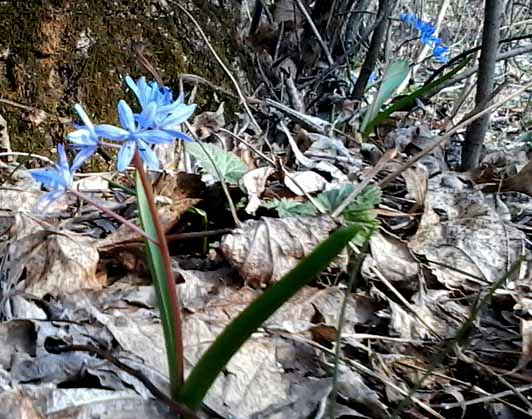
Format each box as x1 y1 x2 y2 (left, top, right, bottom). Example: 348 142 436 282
125 76 196 138
368 71 379 84
96 100 177 172
67 104 100 171
31 144 74 209
400 13 449 64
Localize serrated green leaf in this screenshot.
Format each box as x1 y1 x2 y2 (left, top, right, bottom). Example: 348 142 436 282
314 184 381 214
186 142 248 185
265 185 382 224
361 60 410 132
264 198 318 217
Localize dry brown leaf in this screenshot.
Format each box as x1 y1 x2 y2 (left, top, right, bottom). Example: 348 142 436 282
0 388 45 419
362 232 419 290
98 174 198 274
4 214 103 298
220 216 346 287
402 165 428 209
409 172 525 290
190 103 225 140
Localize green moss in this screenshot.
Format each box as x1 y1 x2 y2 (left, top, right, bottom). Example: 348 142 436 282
0 0 242 165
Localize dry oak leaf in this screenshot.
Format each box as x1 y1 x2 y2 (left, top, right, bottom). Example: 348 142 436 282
220 216 347 287
4 214 103 298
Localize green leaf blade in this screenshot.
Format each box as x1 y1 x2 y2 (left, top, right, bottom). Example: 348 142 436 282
361 60 410 132
177 223 375 409
135 171 180 397
364 57 471 133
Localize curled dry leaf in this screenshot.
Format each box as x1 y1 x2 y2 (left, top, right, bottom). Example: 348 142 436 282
220 215 346 287
241 167 275 215
402 164 428 209
388 289 469 340
98 173 198 274
284 170 329 196
191 103 225 140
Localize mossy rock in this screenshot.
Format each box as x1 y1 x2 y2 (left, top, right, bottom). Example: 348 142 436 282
0 0 244 165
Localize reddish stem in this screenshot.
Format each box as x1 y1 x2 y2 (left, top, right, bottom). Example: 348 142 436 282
133 152 184 390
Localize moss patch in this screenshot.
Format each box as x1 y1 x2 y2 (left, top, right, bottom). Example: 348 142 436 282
0 0 242 165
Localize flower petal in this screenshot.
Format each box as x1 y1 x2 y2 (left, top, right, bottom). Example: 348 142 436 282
135 129 176 144
57 144 69 172
125 76 141 102
160 103 196 128
162 130 193 142
31 169 63 189
138 102 157 129
118 100 136 132
138 141 160 170
68 128 99 146
95 124 129 141
74 104 94 131
71 146 97 172
116 141 136 172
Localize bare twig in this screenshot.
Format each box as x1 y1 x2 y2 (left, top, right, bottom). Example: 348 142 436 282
171 1 262 134
68 188 157 244
294 0 334 66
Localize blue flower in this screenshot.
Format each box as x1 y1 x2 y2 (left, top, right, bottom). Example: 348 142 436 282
400 13 449 63
432 40 450 63
96 100 178 172
125 76 196 138
31 144 74 209
400 13 418 26
67 104 100 171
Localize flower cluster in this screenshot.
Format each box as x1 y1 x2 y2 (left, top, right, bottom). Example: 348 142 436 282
400 13 449 64
31 76 196 208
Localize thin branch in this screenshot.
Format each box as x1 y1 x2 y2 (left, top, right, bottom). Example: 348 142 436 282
294 0 334 66
170 1 263 134
68 188 158 244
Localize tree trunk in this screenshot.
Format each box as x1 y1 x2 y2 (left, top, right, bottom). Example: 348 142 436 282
461 0 503 170
351 0 395 101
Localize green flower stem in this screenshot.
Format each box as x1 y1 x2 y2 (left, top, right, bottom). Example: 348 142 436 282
133 151 184 395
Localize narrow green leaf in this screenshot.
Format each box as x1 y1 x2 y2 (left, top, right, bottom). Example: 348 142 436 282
517 132 532 142
177 223 375 409
361 60 410 132
105 178 137 196
135 171 180 397
364 57 471 133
